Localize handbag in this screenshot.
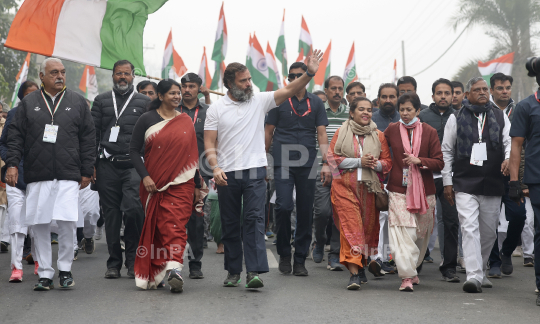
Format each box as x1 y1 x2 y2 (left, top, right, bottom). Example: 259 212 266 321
375 191 389 211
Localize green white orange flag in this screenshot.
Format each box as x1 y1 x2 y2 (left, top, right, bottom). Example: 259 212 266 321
4 0 167 76
266 42 282 90
314 41 331 87
162 30 187 80
79 65 99 102
247 33 269 91
478 52 514 86
198 47 212 89
211 2 228 63
343 42 358 89
298 16 312 56
10 52 31 108
275 9 288 78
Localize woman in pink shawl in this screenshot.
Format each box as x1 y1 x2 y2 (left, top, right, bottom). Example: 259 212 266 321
383 93 443 292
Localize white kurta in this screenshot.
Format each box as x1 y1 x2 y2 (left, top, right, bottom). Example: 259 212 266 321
25 180 79 226
77 185 100 227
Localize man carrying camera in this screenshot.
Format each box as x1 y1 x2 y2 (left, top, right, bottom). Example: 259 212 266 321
507 57 540 306
92 60 151 279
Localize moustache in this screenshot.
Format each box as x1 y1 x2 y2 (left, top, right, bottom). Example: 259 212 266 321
55 79 64 84
383 103 394 108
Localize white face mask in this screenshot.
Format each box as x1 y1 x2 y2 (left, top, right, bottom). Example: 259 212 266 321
399 116 418 126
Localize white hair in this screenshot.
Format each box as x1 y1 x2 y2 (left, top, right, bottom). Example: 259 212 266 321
465 77 486 92
40 57 63 74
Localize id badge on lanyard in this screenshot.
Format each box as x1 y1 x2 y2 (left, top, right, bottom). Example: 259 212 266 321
471 113 487 166
41 91 66 144
110 90 135 142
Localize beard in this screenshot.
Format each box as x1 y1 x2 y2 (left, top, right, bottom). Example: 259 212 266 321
114 79 133 93
437 101 451 111
230 83 253 102
381 102 396 114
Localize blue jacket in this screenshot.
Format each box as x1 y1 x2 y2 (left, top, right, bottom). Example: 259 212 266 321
0 106 26 191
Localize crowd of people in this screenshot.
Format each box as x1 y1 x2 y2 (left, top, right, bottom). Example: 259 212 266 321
0 49 538 306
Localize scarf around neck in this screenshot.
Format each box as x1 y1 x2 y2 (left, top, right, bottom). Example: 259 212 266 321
334 119 383 194
456 100 500 159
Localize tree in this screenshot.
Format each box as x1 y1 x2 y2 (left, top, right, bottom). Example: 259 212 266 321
450 0 540 100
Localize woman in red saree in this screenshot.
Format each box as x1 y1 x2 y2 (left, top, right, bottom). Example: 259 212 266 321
327 97 392 290
129 80 202 293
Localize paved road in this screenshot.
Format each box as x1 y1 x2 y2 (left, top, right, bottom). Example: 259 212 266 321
0 238 538 324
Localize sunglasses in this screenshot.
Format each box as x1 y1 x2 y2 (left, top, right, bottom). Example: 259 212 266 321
288 73 304 80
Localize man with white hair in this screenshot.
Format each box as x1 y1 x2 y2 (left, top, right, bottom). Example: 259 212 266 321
441 77 511 293
6 57 96 291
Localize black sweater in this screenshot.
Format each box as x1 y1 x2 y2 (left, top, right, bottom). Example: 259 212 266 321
129 110 201 188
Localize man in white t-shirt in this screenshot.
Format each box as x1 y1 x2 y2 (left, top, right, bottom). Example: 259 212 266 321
204 51 323 289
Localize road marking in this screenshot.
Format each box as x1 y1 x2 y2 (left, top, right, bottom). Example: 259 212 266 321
267 249 278 268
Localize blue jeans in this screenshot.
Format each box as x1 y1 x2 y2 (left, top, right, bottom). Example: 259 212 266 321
217 167 269 274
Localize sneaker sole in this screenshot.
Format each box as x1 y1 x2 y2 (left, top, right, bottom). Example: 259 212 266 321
246 277 264 289
524 263 534 267
326 265 344 271
368 262 384 277
189 275 204 279
9 278 22 283
293 271 308 276
347 283 361 290
168 277 184 293
34 284 54 291
60 280 75 288
487 274 502 279
399 286 413 292
463 282 482 293
442 276 460 283
223 280 240 287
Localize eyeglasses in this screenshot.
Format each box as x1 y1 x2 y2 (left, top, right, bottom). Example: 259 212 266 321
288 73 304 80
115 72 133 77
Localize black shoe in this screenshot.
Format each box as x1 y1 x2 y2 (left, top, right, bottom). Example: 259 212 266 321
0 241 9 253
381 261 396 274
34 278 54 291
500 252 513 275
58 271 75 288
347 274 361 290
441 269 460 282
487 266 502 278
189 269 204 279
463 278 482 293
245 272 264 289
127 266 135 278
293 262 308 276
105 268 120 279
358 269 368 284
279 255 292 274
368 259 384 277
416 261 424 274
82 237 95 254
223 272 241 287
524 257 535 267
167 269 183 293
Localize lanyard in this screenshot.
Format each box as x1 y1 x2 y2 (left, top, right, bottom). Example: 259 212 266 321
40 90 66 125
474 112 487 142
535 91 540 104
180 106 199 125
112 90 135 126
288 98 311 117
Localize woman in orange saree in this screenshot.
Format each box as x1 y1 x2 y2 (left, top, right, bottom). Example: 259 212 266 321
130 80 202 293
327 97 392 290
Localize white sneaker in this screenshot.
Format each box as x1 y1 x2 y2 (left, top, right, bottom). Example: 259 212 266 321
324 245 331 252
264 235 268 241
95 226 103 240
512 246 523 257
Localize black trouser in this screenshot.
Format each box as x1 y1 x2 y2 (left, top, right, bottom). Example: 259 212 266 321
435 178 460 273
97 159 145 271
186 177 210 272
489 178 526 268
217 167 269 274
274 166 316 264
528 184 540 290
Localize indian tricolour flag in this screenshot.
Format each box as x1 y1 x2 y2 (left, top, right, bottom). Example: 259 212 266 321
266 42 282 91
10 52 31 108
314 41 331 88
478 52 514 86
198 47 213 89
79 65 99 103
343 42 358 89
275 9 288 78
162 30 187 80
4 0 167 76
298 16 312 56
247 33 269 91
211 2 228 63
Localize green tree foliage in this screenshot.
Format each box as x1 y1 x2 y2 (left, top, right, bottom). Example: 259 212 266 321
450 0 540 100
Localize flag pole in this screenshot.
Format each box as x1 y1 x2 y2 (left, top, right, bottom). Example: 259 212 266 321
145 75 225 96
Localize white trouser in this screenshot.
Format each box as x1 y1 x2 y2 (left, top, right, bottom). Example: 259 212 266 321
455 192 501 283
7 185 27 235
522 197 535 258
373 211 390 261
11 232 25 270
33 220 76 279
427 203 438 252
389 225 431 279
0 205 8 242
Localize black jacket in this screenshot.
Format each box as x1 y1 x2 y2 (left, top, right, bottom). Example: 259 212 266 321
418 103 456 143
6 87 96 184
91 86 150 160
0 106 26 190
